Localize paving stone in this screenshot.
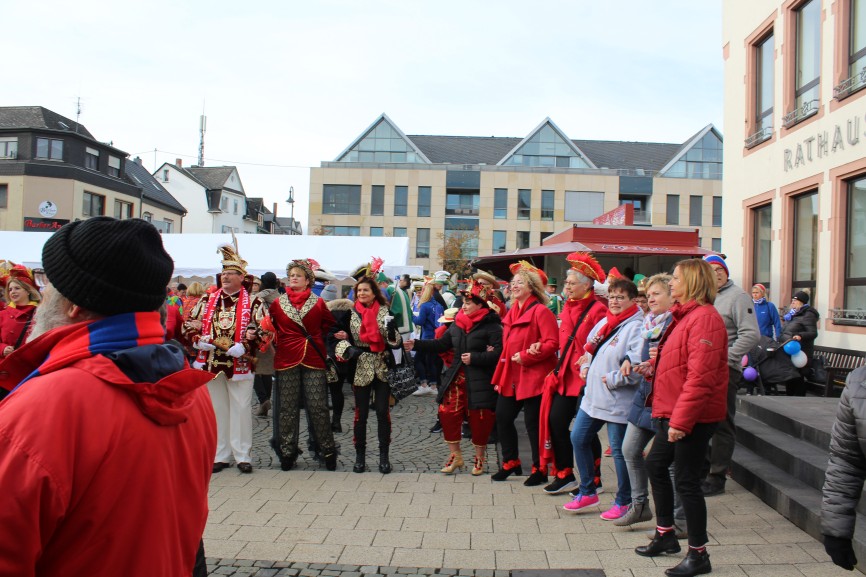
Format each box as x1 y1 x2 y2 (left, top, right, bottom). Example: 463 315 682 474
253 570 280 577
255 561 277 568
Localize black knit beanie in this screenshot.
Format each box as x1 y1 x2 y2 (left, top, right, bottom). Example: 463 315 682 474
42 217 174 316
260 272 279 290
792 290 810 305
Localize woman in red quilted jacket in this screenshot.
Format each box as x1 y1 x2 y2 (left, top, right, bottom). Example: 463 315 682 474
635 258 728 577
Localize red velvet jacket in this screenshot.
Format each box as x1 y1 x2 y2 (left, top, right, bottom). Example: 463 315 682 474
557 296 607 396
270 292 335 371
0 304 36 353
651 300 729 434
492 296 559 400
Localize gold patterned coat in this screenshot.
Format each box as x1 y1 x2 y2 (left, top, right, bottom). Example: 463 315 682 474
334 306 401 387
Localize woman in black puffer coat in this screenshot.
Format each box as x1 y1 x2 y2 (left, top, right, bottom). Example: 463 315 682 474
406 280 502 476
780 290 820 396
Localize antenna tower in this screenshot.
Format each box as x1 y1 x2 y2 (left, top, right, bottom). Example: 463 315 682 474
198 114 207 167
75 97 81 133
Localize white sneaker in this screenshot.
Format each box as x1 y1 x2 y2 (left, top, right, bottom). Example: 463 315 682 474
412 385 430 396
426 386 438 396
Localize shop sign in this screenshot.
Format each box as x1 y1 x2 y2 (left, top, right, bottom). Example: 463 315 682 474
23 217 68 232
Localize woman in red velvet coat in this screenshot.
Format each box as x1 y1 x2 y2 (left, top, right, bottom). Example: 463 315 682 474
268 259 337 471
490 261 559 485
0 266 41 357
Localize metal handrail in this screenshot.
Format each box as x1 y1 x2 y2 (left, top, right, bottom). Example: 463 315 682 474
782 99 820 129
833 68 866 100
745 126 773 148
830 308 866 326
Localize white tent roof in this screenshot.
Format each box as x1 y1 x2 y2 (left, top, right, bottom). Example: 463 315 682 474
1 232 421 279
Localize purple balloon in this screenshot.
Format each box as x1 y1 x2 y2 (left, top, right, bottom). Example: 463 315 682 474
743 367 759 381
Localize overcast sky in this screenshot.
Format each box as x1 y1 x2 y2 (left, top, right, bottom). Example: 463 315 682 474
5 0 723 230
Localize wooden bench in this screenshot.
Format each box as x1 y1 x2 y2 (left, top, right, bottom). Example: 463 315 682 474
806 346 866 397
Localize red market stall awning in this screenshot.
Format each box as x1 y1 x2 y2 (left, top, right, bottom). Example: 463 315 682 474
472 224 717 281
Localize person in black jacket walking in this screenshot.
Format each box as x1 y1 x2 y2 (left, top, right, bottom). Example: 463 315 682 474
780 290 819 396
405 280 503 475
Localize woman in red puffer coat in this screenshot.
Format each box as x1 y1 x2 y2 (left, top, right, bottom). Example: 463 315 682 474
490 261 559 486
635 258 728 577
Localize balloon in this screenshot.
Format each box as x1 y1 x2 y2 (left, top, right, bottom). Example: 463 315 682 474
741 355 749 367
783 340 802 356
791 351 808 368
743 367 759 381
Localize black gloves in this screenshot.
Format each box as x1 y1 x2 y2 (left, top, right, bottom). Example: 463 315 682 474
824 535 857 570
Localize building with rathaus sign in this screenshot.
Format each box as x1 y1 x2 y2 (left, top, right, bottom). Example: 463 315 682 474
308 114 724 273
722 0 866 349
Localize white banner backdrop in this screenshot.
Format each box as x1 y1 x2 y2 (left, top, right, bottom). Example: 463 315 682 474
0 232 420 279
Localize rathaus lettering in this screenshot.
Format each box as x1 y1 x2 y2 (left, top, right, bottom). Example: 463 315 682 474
783 114 864 171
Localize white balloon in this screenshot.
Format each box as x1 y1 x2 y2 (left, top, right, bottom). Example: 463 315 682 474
791 351 808 368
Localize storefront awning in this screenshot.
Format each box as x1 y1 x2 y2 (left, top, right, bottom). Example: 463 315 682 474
472 224 716 281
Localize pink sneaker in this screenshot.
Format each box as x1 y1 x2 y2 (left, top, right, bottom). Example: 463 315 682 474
562 493 599 512
600 503 629 520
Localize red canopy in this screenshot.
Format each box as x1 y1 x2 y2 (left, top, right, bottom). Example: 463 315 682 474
472 224 716 281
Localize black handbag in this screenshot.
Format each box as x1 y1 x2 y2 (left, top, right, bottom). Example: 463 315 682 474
388 352 418 402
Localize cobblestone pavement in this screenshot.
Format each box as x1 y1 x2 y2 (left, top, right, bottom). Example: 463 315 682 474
251 383 501 474
206 385 849 576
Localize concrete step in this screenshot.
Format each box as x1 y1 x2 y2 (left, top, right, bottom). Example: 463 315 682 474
736 395 838 451
731 441 866 567
736 411 866 517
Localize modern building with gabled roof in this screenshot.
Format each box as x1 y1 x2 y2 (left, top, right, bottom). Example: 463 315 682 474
309 114 724 273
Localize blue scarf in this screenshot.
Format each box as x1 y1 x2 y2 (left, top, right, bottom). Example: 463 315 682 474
5 312 165 398
783 304 808 322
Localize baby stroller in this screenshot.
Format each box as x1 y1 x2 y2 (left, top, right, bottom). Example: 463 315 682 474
744 336 802 395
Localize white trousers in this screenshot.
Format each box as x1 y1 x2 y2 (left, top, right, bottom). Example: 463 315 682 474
207 372 254 464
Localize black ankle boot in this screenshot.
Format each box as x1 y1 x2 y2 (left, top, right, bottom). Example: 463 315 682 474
353 449 366 473
491 460 522 481
280 452 297 472
664 548 711 577
378 448 392 474
324 452 337 471
635 530 682 557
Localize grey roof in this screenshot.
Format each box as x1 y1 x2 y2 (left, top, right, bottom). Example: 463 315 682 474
125 159 186 214
0 106 94 138
409 135 521 165
572 140 682 172
407 134 684 171
186 166 240 193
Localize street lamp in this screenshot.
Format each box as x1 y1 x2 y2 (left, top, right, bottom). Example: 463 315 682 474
286 186 295 235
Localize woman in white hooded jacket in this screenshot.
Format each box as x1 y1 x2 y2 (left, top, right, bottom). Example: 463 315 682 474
563 278 645 522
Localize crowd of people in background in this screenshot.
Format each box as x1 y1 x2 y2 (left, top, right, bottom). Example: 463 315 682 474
0 218 835 577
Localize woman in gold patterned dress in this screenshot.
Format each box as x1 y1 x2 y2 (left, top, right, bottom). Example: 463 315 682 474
268 259 337 471
333 276 402 474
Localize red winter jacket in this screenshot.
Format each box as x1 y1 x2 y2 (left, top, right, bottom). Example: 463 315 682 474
557 296 607 396
651 300 729 434
0 324 216 577
492 296 559 400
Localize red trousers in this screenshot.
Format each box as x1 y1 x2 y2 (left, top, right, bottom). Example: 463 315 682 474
438 373 495 445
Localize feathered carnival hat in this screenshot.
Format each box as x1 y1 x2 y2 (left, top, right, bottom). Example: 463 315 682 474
0 262 40 298
508 260 548 286
566 252 606 284
607 267 624 281
472 270 499 286
218 232 247 275
287 258 321 285
459 279 492 307
350 257 384 282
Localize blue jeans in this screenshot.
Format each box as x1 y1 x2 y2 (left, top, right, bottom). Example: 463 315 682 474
571 408 631 506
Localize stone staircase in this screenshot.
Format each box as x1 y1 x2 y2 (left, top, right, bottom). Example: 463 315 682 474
732 396 866 567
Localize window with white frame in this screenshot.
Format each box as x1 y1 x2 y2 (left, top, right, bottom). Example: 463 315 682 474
108 156 120 177
0 138 19 159
114 199 133 219
85 147 99 170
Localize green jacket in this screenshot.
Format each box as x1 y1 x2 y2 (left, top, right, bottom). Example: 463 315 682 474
389 285 415 334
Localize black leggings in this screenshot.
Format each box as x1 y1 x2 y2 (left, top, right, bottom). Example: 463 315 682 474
496 394 542 467
330 379 345 420
352 378 391 449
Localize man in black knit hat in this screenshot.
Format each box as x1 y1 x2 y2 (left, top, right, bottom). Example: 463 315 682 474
0 217 215 577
